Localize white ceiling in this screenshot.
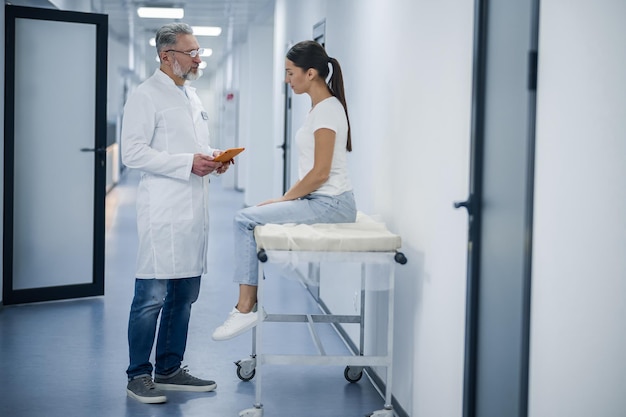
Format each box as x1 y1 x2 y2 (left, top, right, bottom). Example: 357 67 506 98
11 0 275 77
105 0 275 76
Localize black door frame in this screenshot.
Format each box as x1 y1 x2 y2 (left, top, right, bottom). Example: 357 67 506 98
460 0 540 416
3 5 108 304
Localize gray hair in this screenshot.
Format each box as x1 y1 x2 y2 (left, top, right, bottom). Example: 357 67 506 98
155 23 193 54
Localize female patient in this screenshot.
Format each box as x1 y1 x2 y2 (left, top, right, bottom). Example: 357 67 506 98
212 40 356 341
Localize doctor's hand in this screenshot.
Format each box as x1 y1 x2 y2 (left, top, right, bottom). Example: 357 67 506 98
192 153 222 177
215 163 230 174
212 150 231 175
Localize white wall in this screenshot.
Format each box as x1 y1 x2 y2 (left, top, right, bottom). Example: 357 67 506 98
107 35 131 122
269 1 474 416
270 0 288 196
529 1 626 416
240 24 274 203
209 39 242 190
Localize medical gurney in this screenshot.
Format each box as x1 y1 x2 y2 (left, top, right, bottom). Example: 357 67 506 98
237 213 407 417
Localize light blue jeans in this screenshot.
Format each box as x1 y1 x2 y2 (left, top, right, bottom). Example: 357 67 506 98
233 191 357 285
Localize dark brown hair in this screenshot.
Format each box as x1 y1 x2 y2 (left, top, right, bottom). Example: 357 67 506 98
286 41 352 151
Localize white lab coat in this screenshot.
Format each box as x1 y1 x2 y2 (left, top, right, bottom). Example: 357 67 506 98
121 69 214 279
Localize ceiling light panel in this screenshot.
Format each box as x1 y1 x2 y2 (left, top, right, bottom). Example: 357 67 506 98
192 26 222 36
137 7 185 19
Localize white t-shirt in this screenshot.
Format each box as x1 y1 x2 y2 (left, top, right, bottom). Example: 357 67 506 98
295 96 353 196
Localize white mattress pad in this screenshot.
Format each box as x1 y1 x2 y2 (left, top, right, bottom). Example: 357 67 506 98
254 212 401 252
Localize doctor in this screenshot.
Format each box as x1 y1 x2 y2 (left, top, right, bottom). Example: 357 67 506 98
121 22 229 404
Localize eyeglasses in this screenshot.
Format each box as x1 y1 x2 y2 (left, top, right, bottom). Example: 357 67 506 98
165 48 204 58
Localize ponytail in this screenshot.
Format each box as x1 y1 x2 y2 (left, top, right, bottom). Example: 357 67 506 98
328 58 352 152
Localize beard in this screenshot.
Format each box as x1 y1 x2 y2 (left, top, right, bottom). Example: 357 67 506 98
172 58 203 81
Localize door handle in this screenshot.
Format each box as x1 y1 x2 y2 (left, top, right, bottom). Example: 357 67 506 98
80 147 107 154
454 197 474 215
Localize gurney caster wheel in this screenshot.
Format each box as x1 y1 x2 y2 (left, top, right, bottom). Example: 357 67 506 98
344 365 363 383
235 358 256 381
394 252 407 265
239 406 263 417
367 408 394 417
236 365 256 381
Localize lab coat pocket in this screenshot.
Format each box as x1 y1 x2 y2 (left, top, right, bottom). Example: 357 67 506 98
147 176 193 222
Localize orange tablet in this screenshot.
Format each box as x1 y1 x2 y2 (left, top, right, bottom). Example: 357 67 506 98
214 147 245 162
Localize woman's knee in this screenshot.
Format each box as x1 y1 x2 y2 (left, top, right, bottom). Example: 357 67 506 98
234 206 264 230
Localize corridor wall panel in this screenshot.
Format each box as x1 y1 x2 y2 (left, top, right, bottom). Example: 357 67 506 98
529 1 626 416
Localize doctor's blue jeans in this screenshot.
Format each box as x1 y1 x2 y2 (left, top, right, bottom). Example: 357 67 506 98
126 277 200 380
234 191 357 286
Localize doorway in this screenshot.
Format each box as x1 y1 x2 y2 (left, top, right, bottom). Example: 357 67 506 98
460 0 539 416
3 5 108 304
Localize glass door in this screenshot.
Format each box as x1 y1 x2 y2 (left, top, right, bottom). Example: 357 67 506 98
3 5 108 304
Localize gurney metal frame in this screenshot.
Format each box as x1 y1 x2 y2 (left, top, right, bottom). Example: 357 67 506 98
237 248 407 417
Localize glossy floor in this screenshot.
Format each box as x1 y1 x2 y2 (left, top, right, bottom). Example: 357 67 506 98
0 170 387 417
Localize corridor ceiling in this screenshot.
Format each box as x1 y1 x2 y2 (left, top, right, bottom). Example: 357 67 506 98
104 0 275 76
11 0 275 77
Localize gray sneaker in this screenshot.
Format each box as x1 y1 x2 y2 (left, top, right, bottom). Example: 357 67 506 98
154 366 217 392
127 375 167 404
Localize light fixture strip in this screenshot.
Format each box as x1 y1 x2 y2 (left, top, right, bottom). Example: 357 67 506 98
137 7 185 19
192 26 222 37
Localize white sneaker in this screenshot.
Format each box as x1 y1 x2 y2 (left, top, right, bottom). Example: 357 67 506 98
212 307 259 341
